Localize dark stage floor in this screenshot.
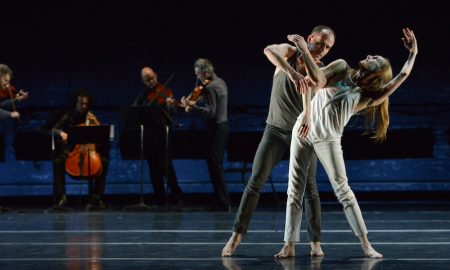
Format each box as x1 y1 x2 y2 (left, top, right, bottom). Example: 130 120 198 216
0 202 449 270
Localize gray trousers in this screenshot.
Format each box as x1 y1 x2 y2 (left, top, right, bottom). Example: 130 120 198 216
284 121 368 242
233 124 321 242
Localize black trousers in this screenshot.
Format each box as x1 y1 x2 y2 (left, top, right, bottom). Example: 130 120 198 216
53 146 109 203
205 121 230 208
145 127 182 205
146 159 182 205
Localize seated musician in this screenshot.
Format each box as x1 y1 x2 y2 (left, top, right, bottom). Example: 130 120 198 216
132 67 183 208
48 90 109 209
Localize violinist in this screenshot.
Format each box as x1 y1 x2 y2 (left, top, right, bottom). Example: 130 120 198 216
132 67 183 208
180 58 230 211
0 64 27 213
49 90 109 209
0 64 27 120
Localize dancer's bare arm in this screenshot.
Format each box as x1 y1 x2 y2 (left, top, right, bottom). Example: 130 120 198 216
264 43 309 94
366 28 418 108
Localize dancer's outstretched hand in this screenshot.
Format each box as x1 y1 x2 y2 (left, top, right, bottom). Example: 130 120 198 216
402 28 417 54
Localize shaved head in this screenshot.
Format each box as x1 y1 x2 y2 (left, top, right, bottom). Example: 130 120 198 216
141 67 158 88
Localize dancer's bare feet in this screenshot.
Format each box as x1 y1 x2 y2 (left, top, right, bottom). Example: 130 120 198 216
274 242 295 259
310 241 324 257
361 243 383 258
359 235 383 258
222 232 242 257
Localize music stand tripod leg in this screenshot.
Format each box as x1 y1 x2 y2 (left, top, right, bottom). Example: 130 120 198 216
165 125 170 208
124 125 154 211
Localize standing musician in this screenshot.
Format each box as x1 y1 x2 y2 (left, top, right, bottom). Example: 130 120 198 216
180 58 230 211
0 64 28 213
49 90 109 209
132 67 183 208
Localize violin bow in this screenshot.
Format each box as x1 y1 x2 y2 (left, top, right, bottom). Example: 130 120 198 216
147 73 175 106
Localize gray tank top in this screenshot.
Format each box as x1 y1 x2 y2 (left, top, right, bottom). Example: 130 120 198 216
266 52 323 131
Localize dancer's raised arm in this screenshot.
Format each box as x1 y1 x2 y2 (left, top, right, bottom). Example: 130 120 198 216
367 28 418 108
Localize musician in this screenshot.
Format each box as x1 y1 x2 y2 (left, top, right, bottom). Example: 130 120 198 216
0 64 27 212
0 64 27 120
49 90 109 209
180 58 230 211
132 67 183 208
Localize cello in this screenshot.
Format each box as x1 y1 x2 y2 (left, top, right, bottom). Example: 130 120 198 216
64 112 103 180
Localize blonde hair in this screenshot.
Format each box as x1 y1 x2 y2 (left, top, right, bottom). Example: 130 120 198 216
358 59 393 142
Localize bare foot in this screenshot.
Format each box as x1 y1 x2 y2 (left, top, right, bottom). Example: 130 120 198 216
222 232 242 257
274 242 295 259
362 244 383 258
310 241 324 257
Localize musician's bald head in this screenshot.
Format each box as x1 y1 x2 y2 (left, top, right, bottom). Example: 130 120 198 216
141 67 158 88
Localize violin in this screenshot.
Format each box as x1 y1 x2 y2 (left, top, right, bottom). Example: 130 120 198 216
0 85 17 100
184 79 210 103
65 112 103 180
0 85 29 116
0 85 29 103
146 83 174 106
179 79 210 110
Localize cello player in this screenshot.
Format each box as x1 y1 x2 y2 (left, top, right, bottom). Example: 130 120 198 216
48 90 109 210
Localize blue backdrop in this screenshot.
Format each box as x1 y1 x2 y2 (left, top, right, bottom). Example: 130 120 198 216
1 0 449 197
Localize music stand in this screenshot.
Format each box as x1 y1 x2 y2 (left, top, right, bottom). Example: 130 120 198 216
120 106 172 211
67 125 111 210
